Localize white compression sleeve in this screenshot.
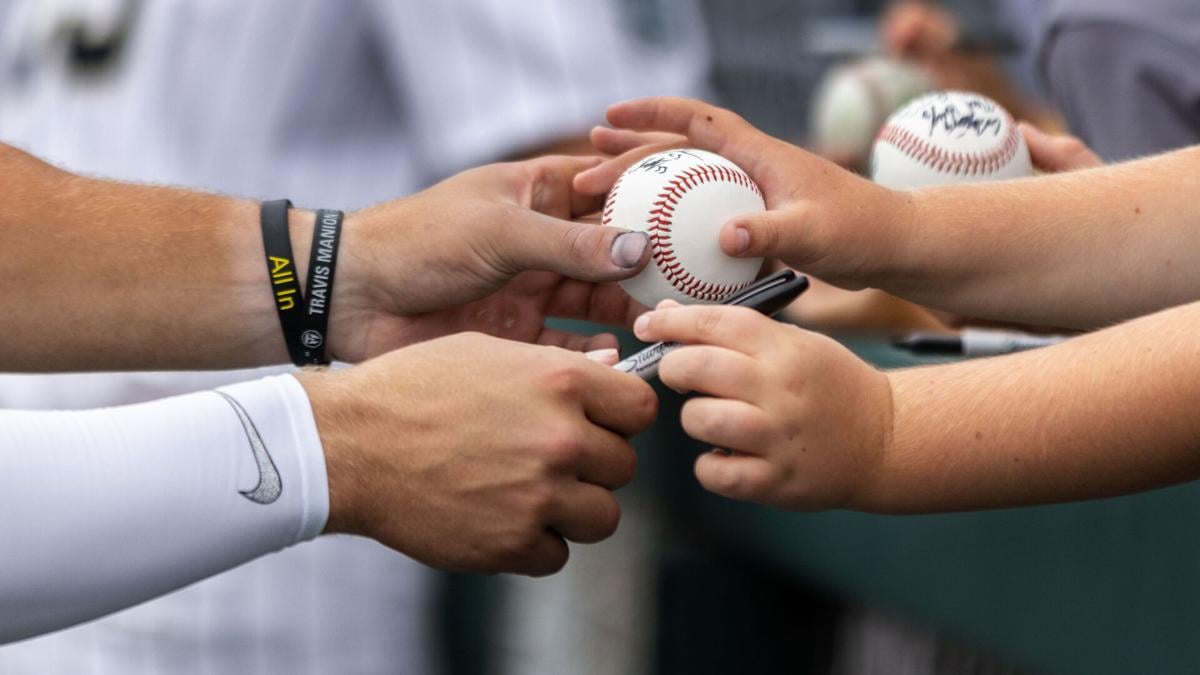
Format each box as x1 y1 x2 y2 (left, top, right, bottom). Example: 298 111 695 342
0 374 329 644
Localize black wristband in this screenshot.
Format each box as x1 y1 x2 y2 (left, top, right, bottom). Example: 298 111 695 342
299 209 344 365
260 199 309 366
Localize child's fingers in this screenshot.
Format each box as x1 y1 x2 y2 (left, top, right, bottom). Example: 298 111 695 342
719 208 818 263
573 142 681 196
680 397 773 452
604 97 779 182
659 346 763 399
694 451 777 502
633 305 776 354
590 127 685 156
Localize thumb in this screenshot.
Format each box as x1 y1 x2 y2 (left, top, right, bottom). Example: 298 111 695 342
1019 122 1102 173
501 214 651 282
719 209 816 266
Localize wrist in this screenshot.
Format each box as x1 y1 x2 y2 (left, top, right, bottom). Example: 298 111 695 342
845 368 899 512
323 209 373 362
294 369 369 535
288 209 317 280
265 205 375 365
323 201 420 362
857 186 920 289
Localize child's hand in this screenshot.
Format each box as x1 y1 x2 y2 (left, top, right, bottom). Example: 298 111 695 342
575 97 912 292
1018 122 1103 173
634 301 894 511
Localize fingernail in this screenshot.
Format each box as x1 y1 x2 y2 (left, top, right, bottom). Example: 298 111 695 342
584 348 620 365
633 313 651 338
732 226 751 255
611 231 649 269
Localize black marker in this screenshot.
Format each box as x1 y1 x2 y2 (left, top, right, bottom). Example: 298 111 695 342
893 328 1070 357
614 270 810 380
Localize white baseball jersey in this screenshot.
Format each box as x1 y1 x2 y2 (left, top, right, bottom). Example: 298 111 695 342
0 0 709 673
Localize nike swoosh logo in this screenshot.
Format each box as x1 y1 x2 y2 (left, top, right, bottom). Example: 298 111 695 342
216 391 282 505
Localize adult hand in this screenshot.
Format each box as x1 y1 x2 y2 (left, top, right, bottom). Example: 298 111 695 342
575 97 910 291
327 155 653 361
299 332 657 576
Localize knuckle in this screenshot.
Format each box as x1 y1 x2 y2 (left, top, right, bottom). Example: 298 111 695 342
708 106 747 130
623 449 639 485
595 497 623 540
524 482 560 522
541 427 585 470
608 445 638 487
636 385 659 425
493 528 538 570
525 156 556 182
698 409 728 440
755 219 781 254
686 404 727 441
695 309 725 340
659 350 693 385
709 466 744 495
728 305 763 325
490 163 529 197
544 363 586 398
562 223 605 264
530 540 570 577
452 330 487 346
1061 137 1086 154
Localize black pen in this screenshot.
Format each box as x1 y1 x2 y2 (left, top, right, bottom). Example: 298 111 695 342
893 328 1070 357
614 270 810 380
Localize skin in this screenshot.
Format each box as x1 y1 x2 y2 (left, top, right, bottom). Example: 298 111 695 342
0 142 660 575
588 116 1104 334
577 97 1200 330
0 144 651 370
302 334 655 575
581 97 1200 513
635 299 1200 513
1020 122 1103 173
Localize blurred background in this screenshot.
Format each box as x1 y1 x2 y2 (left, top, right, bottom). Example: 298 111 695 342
1 1 1197 674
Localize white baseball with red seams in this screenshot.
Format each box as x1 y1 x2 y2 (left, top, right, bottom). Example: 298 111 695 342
870 90 1032 190
603 148 765 306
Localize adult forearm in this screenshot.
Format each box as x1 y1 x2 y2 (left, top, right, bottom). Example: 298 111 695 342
861 300 1200 513
0 376 327 643
887 147 1200 328
0 144 324 370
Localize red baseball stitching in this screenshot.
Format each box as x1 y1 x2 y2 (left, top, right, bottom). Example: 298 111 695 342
875 111 1020 176
638 164 763 302
600 173 624 227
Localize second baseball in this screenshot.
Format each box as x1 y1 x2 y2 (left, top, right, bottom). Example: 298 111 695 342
870 90 1033 190
603 148 765 307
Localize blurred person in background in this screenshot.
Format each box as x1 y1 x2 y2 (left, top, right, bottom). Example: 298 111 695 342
882 0 1062 131
0 1 707 673
1037 0 1200 160
883 0 1200 160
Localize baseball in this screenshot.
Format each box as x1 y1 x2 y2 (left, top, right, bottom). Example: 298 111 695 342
870 90 1032 190
603 148 765 307
809 57 932 170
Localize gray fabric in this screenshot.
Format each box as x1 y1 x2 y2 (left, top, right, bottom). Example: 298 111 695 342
1039 0 1200 160
1043 0 1200 54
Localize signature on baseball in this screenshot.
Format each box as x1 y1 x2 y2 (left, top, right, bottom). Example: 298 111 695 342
634 149 706 174
921 98 1002 138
